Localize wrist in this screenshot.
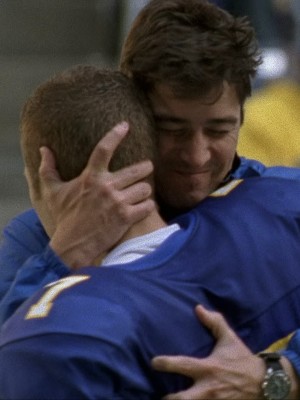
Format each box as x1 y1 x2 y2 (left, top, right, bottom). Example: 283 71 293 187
49 237 95 269
280 356 300 400
259 352 293 400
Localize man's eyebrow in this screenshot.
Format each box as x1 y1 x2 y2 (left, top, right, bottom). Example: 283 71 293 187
206 117 238 125
154 115 239 125
154 114 187 124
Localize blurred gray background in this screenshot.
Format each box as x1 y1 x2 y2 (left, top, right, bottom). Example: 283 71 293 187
0 0 293 233
0 0 147 233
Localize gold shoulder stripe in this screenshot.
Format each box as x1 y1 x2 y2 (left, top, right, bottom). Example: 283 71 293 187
210 179 244 197
261 333 295 353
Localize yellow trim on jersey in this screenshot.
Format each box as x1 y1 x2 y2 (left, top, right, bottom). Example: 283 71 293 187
262 333 295 353
209 179 244 197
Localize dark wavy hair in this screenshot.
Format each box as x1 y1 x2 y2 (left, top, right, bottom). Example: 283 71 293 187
120 0 262 103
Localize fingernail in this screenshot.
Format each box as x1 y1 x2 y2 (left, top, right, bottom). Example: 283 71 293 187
116 121 129 132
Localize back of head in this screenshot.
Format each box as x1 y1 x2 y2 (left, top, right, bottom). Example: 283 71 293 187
120 0 262 103
21 65 155 196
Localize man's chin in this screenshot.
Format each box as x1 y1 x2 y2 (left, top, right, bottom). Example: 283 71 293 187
164 191 209 211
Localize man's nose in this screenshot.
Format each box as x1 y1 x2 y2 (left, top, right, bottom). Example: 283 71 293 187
181 132 211 166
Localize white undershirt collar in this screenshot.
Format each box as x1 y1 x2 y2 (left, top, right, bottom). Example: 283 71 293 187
102 223 181 266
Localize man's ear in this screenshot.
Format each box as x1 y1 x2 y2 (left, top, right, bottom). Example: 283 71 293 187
24 167 36 204
24 166 55 238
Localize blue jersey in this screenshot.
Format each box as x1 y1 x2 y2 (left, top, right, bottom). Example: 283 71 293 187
1 156 300 326
1 176 300 399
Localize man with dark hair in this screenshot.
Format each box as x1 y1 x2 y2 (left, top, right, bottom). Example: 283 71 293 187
120 0 261 213
1 1 300 398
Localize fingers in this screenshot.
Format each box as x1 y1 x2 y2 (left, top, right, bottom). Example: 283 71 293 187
40 122 152 196
113 160 154 190
39 146 61 185
86 122 153 185
195 305 236 343
119 181 152 206
87 122 129 172
162 385 202 400
152 355 203 379
127 199 156 224
163 390 190 400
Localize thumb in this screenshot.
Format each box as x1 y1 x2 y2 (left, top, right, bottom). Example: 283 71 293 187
39 147 62 186
195 305 236 344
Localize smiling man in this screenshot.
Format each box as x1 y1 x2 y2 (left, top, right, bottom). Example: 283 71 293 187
150 82 240 210
2 1 300 399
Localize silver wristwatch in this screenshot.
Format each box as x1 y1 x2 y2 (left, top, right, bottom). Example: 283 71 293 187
259 352 291 400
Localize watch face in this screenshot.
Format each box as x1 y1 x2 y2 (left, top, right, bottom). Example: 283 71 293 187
263 370 291 400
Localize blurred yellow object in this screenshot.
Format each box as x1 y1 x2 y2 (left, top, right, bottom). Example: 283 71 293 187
238 80 300 166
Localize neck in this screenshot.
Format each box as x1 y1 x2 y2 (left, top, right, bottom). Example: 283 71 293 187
94 206 167 265
123 208 167 243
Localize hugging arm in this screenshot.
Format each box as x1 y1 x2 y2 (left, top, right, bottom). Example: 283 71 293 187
152 305 300 400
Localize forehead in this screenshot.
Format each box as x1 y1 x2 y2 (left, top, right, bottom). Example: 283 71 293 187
148 82 241 123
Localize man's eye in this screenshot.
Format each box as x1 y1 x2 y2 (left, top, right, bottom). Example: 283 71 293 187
206 129 229 137
158 127 187 137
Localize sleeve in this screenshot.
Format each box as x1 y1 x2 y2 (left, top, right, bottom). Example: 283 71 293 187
261 166 300 181
0 209 70 325
282 331 300 378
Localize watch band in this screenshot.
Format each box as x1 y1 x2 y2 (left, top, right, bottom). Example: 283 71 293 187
259 352 291 400
259 352 282 371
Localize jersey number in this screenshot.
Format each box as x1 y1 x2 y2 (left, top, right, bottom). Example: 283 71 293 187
25 275 90 320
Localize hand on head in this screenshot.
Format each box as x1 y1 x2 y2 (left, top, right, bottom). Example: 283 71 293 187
39 122 154 268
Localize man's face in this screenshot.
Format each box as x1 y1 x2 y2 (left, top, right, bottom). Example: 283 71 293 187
149 82 241 210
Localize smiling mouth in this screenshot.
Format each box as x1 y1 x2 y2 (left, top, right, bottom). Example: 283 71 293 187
174 170 210 176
